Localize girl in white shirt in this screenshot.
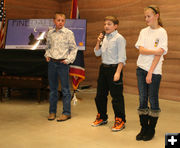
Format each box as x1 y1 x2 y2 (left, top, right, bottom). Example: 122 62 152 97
135 5 168 141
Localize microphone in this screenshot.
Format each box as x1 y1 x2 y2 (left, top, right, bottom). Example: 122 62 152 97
99 31 105 47
101 31 106 40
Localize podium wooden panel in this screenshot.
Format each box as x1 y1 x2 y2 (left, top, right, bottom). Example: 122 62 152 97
0 49 48 102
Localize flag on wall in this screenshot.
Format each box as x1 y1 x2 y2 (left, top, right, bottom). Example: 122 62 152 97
69 0 85 90
0 0 6 48
70 0 79 19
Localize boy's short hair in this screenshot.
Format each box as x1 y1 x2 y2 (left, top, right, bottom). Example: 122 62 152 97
104 16 119 25
54 12 66 19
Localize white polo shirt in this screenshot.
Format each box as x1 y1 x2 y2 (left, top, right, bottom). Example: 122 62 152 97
135 26 168 75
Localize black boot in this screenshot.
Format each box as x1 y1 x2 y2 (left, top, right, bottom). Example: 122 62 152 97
143 116 158 141
136 115 149 141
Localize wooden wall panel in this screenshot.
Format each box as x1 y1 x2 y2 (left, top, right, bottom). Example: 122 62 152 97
5 0 180 101
6 0 71 19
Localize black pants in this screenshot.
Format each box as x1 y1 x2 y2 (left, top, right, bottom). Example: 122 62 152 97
95 64 126 122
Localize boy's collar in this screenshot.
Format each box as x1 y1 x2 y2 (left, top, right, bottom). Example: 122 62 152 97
107 30 118 37
54 27 65 32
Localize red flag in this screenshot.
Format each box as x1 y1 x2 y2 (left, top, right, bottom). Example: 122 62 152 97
69 0 85 90
0 0 6 48
70 0 79 19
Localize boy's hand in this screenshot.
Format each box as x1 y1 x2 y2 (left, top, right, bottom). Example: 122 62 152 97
95 32 105 50
46 57 50 62
113 72 120 82
61 60 68 64
97 32 104 42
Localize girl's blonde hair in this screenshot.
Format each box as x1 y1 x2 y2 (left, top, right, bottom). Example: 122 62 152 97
144 5 163 27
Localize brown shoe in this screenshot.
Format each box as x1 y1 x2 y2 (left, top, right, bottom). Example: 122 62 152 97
48 113 56 121
57 114 71 122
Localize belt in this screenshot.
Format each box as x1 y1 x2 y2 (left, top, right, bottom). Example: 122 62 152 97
102 63 118 68
50 58 65 62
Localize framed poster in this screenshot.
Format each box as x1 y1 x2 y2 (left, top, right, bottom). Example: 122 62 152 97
5 19 86 50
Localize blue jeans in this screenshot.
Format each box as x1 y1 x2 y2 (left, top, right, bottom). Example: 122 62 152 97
48 60 71 115
136 67 161 116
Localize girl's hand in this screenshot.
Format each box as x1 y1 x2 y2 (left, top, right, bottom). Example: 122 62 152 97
146 72 152 84
155 48 164 55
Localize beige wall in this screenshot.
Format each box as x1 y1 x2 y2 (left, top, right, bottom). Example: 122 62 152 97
6 0 180 101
